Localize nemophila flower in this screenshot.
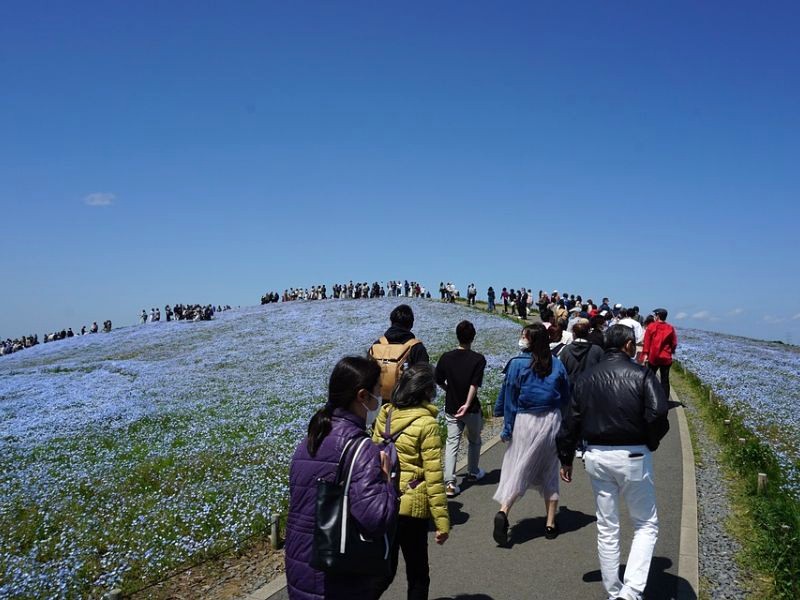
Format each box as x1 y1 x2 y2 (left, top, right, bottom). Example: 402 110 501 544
676 328 800 497
0 299 521 597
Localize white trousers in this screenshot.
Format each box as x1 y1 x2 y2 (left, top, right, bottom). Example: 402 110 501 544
584 445 659 600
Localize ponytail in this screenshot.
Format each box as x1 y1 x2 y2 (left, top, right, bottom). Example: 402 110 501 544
307 404 334 456
306 355 381 456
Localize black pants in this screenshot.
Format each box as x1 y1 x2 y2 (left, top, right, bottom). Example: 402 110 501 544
376 515 430 600
649 363 672 399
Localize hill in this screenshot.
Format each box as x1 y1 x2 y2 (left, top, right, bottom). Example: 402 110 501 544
0 298 521 598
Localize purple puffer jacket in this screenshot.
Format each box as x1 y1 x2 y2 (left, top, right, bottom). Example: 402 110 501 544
285 408 398 600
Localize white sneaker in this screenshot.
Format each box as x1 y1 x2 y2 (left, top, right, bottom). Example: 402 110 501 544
446 483 461 498
466 468 486 481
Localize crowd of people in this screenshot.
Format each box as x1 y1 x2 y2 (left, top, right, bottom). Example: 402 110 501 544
285 300 677 600
1 320 111 357
139 304 230 324
261 280 432 304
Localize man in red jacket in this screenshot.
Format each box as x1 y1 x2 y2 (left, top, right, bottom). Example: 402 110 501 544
642 308 678 399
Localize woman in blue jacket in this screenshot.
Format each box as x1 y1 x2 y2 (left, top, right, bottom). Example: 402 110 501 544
285 356 398 600
492 323 570 545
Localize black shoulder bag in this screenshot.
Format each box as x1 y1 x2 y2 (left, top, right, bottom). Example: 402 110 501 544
310 436 393 576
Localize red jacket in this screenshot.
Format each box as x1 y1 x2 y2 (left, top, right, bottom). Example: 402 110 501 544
643 321 678 366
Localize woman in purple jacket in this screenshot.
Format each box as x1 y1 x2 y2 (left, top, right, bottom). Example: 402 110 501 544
285 356 399 600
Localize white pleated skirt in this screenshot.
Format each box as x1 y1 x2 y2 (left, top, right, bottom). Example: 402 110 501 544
493 409 561 504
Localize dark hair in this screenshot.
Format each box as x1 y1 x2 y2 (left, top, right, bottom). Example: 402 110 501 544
644 314 655 327
390 304 414 329
590 314 606 329
539 307 554 323
392 363 436 409
519 322 543 355
572 319 590 339
456 320 476 345
654 308 668 320
529 326 553 378
605 324 636 351
307 356 381 456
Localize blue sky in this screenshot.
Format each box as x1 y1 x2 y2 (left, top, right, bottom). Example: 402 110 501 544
2 1 799 343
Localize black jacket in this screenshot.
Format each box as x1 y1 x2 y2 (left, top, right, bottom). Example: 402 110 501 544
376 325 430 366
556 349 669 466
559 341 604 383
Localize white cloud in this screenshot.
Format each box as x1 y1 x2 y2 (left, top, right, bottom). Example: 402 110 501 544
674 312 688 320
692 310 711 320
727 308 745 317
792 313 800 321
763 315 784 324
84 192 115 206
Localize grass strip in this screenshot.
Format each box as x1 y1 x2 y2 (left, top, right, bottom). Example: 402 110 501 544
673 361 800 599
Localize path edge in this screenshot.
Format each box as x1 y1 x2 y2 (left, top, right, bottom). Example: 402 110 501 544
673 389 700 600
250 432 504 600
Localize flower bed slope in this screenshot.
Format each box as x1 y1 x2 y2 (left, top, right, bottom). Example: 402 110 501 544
0 298 520 597
676 328 800 497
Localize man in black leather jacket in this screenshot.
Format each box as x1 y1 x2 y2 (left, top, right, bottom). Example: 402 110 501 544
557 325 669 600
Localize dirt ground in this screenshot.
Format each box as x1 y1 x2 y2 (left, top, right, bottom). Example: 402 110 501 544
129 540 284 600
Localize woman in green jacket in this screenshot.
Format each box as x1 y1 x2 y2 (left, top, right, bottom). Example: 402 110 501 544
372 363 450 600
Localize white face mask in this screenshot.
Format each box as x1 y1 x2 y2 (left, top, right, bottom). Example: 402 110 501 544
363 392 382 429
518 338 529 350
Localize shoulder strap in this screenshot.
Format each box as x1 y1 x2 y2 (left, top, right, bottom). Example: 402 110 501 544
343 437 371 497
383 407 394 439
401 338 421 350
335 434 367 485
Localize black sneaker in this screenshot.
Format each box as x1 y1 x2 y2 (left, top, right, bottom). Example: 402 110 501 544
544 523 559 540
493 511 509 546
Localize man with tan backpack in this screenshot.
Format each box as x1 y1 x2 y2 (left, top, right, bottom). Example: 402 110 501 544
369 304 430 401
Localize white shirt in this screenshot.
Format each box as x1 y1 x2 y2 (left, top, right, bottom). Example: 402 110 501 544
618 317 645 344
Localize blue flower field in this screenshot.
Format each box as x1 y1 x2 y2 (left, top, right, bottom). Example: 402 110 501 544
0 299 521 598
3 301 797 598
677 329 800 497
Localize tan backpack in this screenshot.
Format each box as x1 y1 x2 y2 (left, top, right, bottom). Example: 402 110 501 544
368 336 422 400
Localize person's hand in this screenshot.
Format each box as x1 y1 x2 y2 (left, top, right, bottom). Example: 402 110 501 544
379 451 391 481
560 465 572 483
435 531 449 545
501 432 511 443
453 405 469 418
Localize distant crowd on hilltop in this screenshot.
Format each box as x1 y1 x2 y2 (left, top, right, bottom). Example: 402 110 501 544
1 319 112 357
2 301 235 358
261 280 432 304
139 304 231 324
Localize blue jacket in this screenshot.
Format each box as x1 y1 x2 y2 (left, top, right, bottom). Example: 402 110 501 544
285 408 398 599
494 354 571 440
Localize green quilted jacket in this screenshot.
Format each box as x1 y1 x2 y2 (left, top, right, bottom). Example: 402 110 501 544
372 401 450 534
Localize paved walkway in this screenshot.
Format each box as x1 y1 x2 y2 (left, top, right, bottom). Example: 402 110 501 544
258 405 694 600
